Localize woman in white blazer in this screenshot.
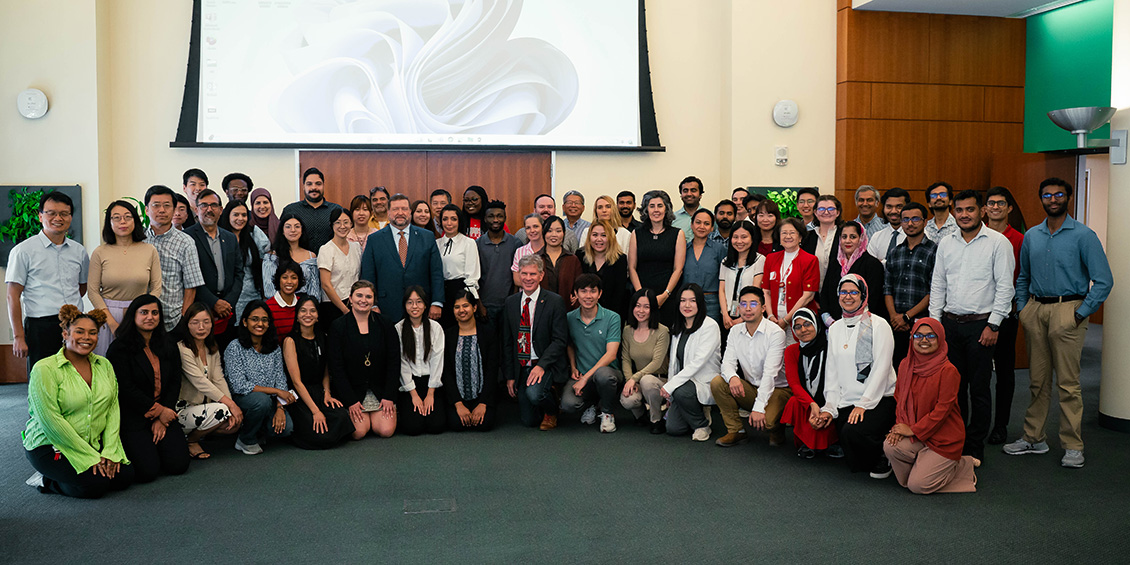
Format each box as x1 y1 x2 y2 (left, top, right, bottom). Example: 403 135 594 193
814 274 898 478
661 283 721 441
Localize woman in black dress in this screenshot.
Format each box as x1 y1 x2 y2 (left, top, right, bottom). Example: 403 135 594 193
327 280 401 439
282 295 353 449
579 219 629 320
442 290 500 431
628 190 686 327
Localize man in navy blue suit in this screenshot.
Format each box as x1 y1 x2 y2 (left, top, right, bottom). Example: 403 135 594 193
360 194 444 322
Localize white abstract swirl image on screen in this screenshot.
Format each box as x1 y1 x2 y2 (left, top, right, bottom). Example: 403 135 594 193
267 0 580 136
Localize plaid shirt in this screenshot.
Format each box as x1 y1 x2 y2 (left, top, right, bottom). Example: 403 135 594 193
883 236 937 314
146 226 205 330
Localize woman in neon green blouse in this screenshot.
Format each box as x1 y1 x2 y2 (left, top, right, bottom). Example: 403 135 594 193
23 305 134 498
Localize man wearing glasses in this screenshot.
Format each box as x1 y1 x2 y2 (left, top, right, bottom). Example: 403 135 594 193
924 181 958 242
184 189 244 328
1005 178 1112 469
883 202 936 369
144 185 205 330
6 192 89 374
982 187 1024 446
711 286 790 447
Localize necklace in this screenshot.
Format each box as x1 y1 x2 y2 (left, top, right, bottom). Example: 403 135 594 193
364 351 371 367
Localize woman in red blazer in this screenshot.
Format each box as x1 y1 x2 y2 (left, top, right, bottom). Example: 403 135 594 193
762 218 819 332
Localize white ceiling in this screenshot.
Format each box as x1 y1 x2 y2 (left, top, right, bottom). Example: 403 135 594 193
852 0 1081 18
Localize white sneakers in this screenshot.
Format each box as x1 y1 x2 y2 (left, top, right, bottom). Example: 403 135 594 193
600 413 616 433
25 472 44 488
1002 438 1050 455
1061 449 1085 468
692 426 711 442
580 406 598 425
234 438 263 455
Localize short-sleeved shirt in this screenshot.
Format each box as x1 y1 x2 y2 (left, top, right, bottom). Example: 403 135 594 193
566 305 622 374
281 199 344 251
5 232 89 318
477 233 522 313
146 226 205 330
318 240 362 303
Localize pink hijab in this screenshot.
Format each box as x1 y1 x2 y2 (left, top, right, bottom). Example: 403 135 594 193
837 220 870 277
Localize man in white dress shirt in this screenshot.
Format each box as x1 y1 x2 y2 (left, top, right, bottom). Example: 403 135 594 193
866 187 910 264
929 190 1015 462
710 286 790 447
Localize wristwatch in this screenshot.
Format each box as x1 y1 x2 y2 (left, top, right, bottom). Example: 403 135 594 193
902 313 911 324
987 323 1000 332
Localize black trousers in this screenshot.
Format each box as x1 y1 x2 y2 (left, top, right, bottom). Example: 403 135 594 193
439 278 467 329
25 315 63 375
397 375 447 435
26 445 135 499
942 317 996 459
120 423 190 484
317 301 347 330
834 396 896 473
992 314 1019 431
892 326 911 372
446 399 496 431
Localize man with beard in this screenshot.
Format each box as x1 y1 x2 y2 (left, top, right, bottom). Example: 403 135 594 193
368 186 391 230
853 185 884 238
983 186 1024 446
672 176 704 243
929 190 1014 463
711 200 736 250
617 191 641 232
883 202 936 369
221 172 252 204
281 167 344 251
477 200 523 322
184 189 244 325
866 187 910 264
924 181 958 242
360 194 444 322
732 188 750 222
1005 178 1112 469
796 187 819 231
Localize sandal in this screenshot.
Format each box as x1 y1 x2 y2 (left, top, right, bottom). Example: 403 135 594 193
188 442 211 460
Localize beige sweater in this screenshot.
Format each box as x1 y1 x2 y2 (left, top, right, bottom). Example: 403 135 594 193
620 323 670 381
88 242 162 310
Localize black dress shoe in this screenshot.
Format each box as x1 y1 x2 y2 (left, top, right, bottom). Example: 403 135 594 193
987 427 1008 445
650 420 666 435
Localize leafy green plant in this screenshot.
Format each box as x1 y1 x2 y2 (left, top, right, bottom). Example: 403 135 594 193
0 187 46 243
122 196 151 230
767 189 800 218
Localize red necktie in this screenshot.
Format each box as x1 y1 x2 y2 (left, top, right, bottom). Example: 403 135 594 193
518 297 532 367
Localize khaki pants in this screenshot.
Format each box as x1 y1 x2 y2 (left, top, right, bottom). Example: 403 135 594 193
709 376 791 434
1019 300 1088 451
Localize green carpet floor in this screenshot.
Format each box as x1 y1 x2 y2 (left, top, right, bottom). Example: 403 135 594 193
1 326 1127 563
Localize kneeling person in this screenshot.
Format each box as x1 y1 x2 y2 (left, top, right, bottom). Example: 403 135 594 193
711 286 791 447
561 274 624 432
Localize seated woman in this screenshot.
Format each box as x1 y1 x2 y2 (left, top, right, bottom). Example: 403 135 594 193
267 260 304 338
327 281 400 439
282 295 353 449
661 283 721 442
778 308 841 459
579 220 630 320
176 302 244 460
816 274 897 479
883 318 978 493
224 300 294 455
442 290 499 431
395 287 446 435
619 289 670 434
23 306 134 498
819 220 884 325
106 294 189 484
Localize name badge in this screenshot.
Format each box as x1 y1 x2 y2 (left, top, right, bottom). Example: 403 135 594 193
769 271 778 281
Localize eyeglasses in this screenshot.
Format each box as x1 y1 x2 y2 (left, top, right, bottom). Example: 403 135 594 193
198 202 221 209
985 200 1009 208
902 217 924 224
928 193 947 200
1040 192 1067 201
42 210 72 219
187 319 211 328
148 202 173 210
912 332 938 341
247 316 271 324
110 215 133 223
838 290 860 296
816 207 837 214
738 301 760 308
792 320 814 331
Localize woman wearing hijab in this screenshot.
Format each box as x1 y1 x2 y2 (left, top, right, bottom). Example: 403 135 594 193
779 308 842 459
815 274 897 479
249 187 281 242
883 318 978 493
819 221 884 325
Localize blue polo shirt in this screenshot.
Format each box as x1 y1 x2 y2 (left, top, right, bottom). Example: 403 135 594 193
566 305 621 374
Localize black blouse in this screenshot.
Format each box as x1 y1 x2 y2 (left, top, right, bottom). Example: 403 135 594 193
326 312 401 407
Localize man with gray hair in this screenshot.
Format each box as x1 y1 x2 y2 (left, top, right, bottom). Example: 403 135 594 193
854 185 885 238
562 190 589 242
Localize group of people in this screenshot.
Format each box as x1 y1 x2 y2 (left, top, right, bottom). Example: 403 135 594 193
7 168 1111 499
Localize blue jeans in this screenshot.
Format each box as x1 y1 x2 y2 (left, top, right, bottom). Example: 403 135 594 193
234 392 293 445
514 366 559 427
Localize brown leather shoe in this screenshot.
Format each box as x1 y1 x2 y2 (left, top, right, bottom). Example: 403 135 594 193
768 429 785 447
715 431 749 447
539 414 558 431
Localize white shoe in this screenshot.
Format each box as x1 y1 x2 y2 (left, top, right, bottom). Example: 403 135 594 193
600 413 617 433
235 438 263 455
25 472 44 488
738 409 751 418
692 426 711 442
580 406 598 425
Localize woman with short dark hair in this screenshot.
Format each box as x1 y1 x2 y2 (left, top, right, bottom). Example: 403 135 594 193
629 190 686 327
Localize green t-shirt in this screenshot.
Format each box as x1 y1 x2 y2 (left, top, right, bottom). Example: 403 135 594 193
567 305 622 374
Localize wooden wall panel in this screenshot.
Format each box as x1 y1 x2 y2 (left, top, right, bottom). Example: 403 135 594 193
837 82 871 119
0 345 26 384
989 152 1077 232
839 9 932 83
984 87 1026 123
927 15 1026 87
300 151 428 209
869 84 984 122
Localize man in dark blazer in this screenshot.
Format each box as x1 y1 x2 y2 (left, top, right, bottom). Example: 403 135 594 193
360 194 444 322
184 189 243 323
503 254 569 430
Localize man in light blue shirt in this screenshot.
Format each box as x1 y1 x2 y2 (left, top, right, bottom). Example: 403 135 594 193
1005 177 1113 469
561 274 623 433
5 192 89 374
672 175 704 243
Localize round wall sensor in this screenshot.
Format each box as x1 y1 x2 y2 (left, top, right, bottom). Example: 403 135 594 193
17 89 49 119
773 99 798 128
